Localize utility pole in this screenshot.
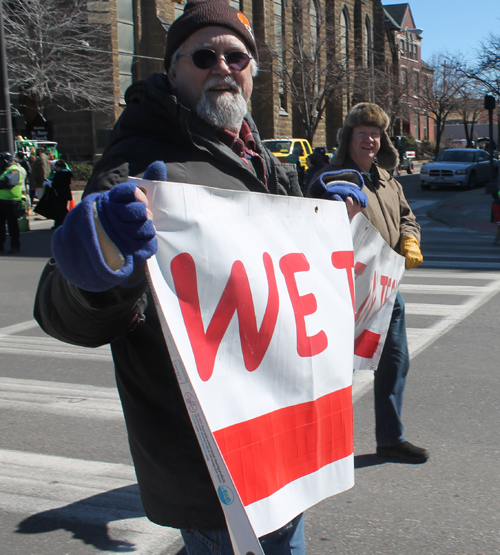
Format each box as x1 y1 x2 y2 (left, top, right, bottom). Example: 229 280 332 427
0 0 13 153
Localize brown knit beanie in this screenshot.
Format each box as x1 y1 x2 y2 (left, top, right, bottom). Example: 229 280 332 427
164 0 258 71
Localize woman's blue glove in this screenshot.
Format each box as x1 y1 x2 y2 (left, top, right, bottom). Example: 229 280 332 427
308 169 368 208
52 162 166 292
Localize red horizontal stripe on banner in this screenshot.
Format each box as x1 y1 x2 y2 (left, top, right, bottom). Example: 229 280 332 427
354 329 381 359
213 386 353 506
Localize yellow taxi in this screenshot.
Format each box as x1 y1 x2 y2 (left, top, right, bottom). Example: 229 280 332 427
262 138 313 169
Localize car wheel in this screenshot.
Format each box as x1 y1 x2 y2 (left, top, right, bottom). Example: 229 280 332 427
394 165 401 177
421 183 431 191
467 171 476 189
406 162 414 175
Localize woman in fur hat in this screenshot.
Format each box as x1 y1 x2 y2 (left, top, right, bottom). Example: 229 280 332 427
314 102 429 464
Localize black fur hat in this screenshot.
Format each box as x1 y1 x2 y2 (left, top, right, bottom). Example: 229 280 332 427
332 103 399 170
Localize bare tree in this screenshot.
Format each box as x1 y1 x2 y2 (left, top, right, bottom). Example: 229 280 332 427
372 68 408 134
4 0 113 114
472 33 500 97
455 83 483 148
262 0 348 144
419 54 463 156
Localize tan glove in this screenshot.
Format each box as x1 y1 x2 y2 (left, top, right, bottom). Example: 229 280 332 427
400 235 423 269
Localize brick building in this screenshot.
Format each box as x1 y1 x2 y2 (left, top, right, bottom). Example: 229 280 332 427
383 3 435 143
12 0 432 160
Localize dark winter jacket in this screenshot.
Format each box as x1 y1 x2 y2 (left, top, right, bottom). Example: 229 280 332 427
34 73 301 530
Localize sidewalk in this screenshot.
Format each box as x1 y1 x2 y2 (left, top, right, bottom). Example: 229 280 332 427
427 185 498 233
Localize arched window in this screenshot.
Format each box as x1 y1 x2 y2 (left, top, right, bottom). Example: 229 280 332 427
117 0 135 98
340 7 349 67
309 0 318 50
364 16 372 68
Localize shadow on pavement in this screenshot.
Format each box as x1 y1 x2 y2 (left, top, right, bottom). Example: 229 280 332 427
354 454 385 469
16 484 144 552
3 226 53 259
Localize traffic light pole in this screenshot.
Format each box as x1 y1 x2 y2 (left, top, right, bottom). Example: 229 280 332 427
0 0 13 153
485 94 497 195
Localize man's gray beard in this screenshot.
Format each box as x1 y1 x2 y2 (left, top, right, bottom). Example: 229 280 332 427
196 78 248 132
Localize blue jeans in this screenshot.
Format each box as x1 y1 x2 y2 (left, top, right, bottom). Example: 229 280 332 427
374 291 410 447
181 513 305 555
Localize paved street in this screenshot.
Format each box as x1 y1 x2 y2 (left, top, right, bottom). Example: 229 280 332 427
1 176 500 554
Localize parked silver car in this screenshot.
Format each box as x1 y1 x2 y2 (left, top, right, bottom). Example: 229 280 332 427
420 149 499 190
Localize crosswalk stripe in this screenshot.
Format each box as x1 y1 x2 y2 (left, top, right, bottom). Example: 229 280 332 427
354 269 500 398
0 449 181 553
422 260 500 269
405 273 500 358
0 334 112 360
0 320 40 334
400 283 485 295
0 377 121 419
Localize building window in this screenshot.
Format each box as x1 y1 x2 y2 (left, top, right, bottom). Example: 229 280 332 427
229 0 242 9
413 71 419 95
414 113 420 140
365 16 372 68
340 7 349 68
117 0 135 98
309 0 318 50
423 116 428 139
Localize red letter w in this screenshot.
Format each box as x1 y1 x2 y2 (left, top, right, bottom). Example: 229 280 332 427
171 253 279 381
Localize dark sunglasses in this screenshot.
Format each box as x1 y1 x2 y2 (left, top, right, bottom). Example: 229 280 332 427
178 49 252 71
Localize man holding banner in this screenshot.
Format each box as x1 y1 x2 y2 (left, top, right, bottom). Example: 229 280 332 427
314 102 429 464
34 1 320 553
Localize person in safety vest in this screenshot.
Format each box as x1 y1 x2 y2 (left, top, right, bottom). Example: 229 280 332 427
0 152 24 254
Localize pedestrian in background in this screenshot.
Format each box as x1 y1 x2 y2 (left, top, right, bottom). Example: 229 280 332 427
0 152 24 254
302 152 326 194
16 151 31 200
44 159 73 229
286 144 305 190
30 147 50 203
314 102 429 464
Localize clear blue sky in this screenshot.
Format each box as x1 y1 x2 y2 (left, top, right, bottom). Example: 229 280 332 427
384 1 500 62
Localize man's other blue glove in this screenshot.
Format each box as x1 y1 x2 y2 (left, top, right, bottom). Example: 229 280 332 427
308 169 368 208
143 161 167 181
52 162 165 292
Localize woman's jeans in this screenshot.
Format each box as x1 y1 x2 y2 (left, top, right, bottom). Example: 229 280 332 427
181 513 305 555
374 291 410 447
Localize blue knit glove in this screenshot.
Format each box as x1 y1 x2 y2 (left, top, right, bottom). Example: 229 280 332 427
308 169 368 208
143 161 167 181
94 182 157 265
52 162 165 292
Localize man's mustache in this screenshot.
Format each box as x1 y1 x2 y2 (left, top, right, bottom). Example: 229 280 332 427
203 76 242 95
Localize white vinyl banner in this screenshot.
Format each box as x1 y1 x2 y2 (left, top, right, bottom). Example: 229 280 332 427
135 178 356 551
351 214 406 370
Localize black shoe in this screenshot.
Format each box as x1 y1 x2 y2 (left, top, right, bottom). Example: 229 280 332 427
377 441 429 464
8 247 20 254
